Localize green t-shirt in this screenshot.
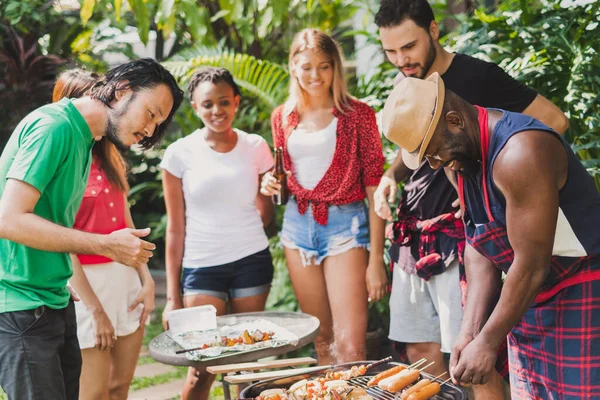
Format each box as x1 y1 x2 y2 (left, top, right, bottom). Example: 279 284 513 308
0 98 94 312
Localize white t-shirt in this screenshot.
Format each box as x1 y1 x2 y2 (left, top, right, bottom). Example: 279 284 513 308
288 118 337 190
160 129 274 268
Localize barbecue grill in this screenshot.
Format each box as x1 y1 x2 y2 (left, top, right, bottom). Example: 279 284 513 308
240 361 467 400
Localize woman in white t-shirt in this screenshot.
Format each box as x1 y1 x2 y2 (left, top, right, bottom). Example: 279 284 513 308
160 67 274 400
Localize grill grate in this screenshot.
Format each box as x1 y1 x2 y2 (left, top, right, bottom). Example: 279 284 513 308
240 361 466 400
348 376 451 400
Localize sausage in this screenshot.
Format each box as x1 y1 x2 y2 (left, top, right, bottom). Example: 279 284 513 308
386 369 421 393
400 379 431 399
406 382 441 400
378 374 397 390
368 366 406 387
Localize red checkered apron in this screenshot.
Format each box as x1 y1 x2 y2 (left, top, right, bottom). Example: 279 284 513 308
458 107 600 399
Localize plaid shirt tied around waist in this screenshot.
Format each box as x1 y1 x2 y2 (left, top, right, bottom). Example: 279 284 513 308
387 209 465 281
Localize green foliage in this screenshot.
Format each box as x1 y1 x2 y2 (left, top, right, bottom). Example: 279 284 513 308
0 25 66 148
77 0 363 62
445 0 600 188
164 45 290 110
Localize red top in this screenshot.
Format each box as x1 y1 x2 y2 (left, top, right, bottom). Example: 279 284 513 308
271 99 384 225
74 159 127 264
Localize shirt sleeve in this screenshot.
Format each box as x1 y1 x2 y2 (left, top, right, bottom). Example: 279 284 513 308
256 137 274 174
476 61 538 112
6 118 70 194
160 142 185 179
357 104 385 188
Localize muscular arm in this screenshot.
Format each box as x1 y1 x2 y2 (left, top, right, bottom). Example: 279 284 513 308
162 170 186 303
461 244 503 336
477 131 566 349
0 179 110 255
522 94 569 135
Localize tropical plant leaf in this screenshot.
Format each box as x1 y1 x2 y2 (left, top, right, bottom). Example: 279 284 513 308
127 0 151 45
163 45 290 110
80 0 96 26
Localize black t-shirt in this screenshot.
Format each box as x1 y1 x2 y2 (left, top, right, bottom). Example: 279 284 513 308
403 53 538 219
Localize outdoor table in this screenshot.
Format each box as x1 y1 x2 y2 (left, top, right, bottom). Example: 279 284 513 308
149 311 320 399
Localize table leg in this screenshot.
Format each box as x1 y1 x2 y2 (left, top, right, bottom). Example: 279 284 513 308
222 375 232 400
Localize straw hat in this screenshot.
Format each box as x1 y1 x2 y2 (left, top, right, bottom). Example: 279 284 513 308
382 72 445 170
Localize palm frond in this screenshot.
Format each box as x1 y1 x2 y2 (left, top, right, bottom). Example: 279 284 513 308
163 45 289 110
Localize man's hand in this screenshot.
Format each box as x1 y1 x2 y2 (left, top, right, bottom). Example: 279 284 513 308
450 330 475 385
92 308 116 351
162 296 183 331
129 279 156 326
103 228 155 269
451 334 498 386
374 176 398 222
366 258 388 302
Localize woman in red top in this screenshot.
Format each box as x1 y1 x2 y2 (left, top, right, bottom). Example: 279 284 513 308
54 70 156 400
261 29 388 363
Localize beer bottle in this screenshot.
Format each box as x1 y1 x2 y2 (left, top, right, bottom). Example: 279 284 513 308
272 147 289 205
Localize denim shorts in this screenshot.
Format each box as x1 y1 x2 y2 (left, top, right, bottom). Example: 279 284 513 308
182 247 273 301
281 198 370 266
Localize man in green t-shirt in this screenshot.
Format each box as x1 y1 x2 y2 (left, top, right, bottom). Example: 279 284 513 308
0 58 183 400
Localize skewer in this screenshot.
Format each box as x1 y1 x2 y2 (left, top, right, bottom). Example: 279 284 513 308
441 377 453 386
432 372 448 381
175 346 206 354
417 361 435 372
366 356 393 370
408 358 427 369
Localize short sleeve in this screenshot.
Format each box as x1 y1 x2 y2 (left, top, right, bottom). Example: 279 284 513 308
477 62 538 112
6 119 70 194
160 142 185 179
255 137 274 174
357 104 385 187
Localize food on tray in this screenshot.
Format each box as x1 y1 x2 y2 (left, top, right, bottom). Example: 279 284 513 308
192 330 275 350
405 382 441 400
226 329 274 346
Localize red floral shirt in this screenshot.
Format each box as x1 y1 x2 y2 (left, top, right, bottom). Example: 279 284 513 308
271 99 384 225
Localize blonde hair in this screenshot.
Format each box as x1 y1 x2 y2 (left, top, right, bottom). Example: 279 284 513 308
284 29 352 117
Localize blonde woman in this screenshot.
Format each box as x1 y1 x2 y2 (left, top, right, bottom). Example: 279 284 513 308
261 29 388 364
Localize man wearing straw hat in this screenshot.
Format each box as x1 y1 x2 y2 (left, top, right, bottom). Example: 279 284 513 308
373 0 569 397
382 72 600 399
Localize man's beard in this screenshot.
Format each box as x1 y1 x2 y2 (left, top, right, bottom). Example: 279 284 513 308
104 93 135 152
443 130 481 179
399 36 437 79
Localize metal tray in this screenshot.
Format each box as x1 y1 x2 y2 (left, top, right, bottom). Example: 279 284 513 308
240 361 467 400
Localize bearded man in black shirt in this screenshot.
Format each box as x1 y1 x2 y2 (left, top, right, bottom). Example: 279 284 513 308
373 1 569 399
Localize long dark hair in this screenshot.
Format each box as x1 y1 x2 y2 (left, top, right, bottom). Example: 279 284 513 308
53 68 129 193
89 58 184 150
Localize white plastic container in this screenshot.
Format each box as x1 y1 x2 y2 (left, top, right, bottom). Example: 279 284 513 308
167 304 217 334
